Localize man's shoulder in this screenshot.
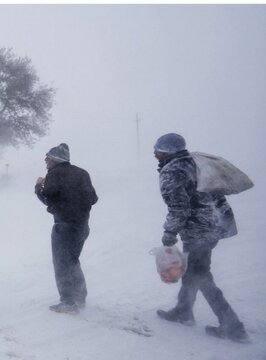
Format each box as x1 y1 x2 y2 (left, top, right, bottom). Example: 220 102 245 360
160 156 197 188
162 156 193 172
68 164 90 179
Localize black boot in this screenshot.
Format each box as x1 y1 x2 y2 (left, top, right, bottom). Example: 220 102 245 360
205 322 250 343
205 325 226 338
49 302 78 314
157 308 195 326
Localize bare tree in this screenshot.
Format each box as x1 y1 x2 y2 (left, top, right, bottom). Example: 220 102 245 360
0 47 55 149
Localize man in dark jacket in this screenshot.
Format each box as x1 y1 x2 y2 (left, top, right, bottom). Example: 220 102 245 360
154 133 248 343
35 143 98 314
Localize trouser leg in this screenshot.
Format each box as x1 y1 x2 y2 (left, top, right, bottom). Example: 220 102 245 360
176 272 199 318
200 271 241 329
175 245 210 318
51 222 89 305
175 242 244 335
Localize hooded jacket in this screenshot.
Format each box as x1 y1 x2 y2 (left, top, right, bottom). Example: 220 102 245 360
35 162 98 223
158 150 237 248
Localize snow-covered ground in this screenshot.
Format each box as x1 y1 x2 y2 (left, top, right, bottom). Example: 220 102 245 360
0 163 265 360
0 4 265 359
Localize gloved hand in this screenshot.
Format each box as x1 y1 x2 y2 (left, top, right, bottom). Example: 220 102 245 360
162 231 177 247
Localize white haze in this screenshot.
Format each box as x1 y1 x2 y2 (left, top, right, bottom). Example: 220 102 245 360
0 5 265 360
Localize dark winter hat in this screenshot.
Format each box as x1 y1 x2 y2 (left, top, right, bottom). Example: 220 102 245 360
154 133 186 154
46 143 70 163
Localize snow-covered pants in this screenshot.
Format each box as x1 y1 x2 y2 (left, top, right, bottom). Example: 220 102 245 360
176 244 241 329
51 222 89 305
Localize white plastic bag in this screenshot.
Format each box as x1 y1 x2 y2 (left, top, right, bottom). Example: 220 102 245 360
191 152 254 195
150 246 187 284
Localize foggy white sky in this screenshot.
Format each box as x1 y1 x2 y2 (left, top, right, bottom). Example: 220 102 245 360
0 5 265 184
0 7 265 359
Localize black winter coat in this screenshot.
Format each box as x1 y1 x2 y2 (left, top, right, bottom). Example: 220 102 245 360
158 150 237 248
35 162 98 223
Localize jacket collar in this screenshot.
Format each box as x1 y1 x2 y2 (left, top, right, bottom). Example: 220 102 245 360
48 161 70 173
157 149 190 172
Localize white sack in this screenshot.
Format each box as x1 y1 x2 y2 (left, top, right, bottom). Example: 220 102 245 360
191 152 254 195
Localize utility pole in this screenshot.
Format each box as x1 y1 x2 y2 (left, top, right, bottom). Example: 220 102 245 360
134 113 141 159
5 163 9 176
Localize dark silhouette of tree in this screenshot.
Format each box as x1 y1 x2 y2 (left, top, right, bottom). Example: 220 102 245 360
0 47 55 149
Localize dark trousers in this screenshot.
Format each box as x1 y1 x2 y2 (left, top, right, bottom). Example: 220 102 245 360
176 244 241 329
51 222 89 305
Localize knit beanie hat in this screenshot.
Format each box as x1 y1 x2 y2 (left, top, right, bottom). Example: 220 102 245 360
46 143 70 163
154 133 186 154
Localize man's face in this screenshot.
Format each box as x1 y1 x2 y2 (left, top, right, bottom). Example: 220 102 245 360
45 156 57 170
154 149 169 162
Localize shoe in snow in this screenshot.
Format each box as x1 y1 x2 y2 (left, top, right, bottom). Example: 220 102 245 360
205 323 250 344
205 325 226 339
49 302 78 314
157 308 195 326
76 301 86 310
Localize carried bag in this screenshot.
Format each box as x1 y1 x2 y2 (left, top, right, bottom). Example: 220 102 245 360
150 245 187 284
191 152 254 195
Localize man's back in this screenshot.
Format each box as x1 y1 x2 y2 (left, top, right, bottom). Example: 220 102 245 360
159 152 237 248
42 162 98 223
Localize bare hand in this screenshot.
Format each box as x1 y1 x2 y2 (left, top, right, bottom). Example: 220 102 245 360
36 177 44 185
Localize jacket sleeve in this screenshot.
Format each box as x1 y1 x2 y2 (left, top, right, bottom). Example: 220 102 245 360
87 179 98 206
38 172 61 214
80 171 98 207
35 183 48 205
89 185 98 206
160 169 191 235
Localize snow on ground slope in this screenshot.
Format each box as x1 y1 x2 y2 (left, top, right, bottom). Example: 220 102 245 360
0 167 265 360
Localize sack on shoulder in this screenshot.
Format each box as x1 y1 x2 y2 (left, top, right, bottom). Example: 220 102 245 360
191 152 254 195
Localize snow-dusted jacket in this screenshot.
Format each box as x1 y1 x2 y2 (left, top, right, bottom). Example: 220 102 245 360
158 150 237 248
35 162 98 223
